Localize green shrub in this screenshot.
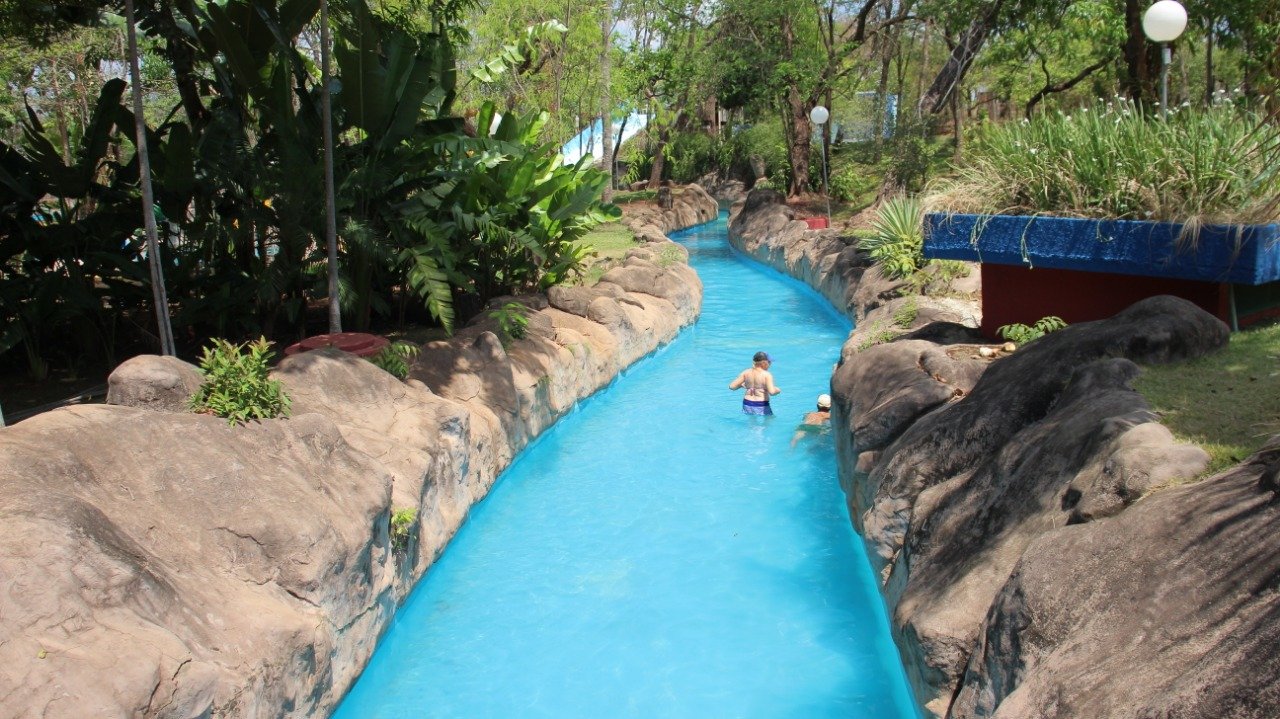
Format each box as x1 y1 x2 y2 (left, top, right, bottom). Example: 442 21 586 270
668 131 722 183
390 507 417 552
620 145 655 187
894 297 919 328
862 196 924 280
490 302 530 347
998 316 1068 344
724 121 789 186
885 115 938 193
829 165 879 202
189 337 291 425
368 341 421 379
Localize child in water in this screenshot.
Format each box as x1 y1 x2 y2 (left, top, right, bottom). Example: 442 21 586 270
791 394 832 447
729 351 781 415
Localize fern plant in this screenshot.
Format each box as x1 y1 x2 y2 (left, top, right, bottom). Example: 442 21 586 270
862 196 924 280
490 302 530 347
997 316 1068 344
368 341 421 379
189 337 291 425
391 507 417 553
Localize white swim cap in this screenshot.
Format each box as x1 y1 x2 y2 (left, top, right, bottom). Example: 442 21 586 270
817 394 832 408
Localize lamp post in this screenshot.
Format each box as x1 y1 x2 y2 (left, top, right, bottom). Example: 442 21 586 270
1142 0 1187 120
809 105 831 226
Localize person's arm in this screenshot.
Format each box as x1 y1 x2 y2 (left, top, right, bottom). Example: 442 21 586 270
729 371 745 391
766 372 781 395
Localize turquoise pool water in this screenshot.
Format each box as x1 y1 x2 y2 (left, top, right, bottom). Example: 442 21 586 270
331 214 920 718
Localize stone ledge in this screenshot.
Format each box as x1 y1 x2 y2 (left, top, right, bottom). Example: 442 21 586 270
729 190 1278 719
0 193 711 719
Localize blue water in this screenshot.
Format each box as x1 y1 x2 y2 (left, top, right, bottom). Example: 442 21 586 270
332 214 919 719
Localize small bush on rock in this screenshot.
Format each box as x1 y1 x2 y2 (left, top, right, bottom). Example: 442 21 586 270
862 196 924 280
368 341 421 379
998 316 1068 344
189 337 291 424
490 302 530 347
391 507 417 552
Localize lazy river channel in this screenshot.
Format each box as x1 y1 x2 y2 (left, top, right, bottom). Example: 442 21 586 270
332 214 920 718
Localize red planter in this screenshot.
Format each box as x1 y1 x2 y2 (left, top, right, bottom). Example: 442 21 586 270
284 332 390 358
803 217 829 230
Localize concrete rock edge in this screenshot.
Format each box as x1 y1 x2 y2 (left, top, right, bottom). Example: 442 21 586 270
728 190 1275 719
1 187 717 719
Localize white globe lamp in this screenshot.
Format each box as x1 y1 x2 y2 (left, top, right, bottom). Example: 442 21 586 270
1142 1 1187 119
1142 1 1187 42
809 105 829 125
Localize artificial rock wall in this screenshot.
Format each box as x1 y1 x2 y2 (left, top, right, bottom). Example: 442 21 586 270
0 185 718 719
728 189 1280 719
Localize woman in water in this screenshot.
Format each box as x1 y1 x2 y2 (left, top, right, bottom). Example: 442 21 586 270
729 351 781 415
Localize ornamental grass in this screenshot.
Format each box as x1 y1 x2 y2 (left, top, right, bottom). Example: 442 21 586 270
925 102 1280 227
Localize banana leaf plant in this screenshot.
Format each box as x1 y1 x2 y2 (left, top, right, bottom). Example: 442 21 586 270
399 101 621 309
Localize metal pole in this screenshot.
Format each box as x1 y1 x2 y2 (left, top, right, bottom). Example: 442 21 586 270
819 121 831 225
321 0 342 334
125 0 176 356
1160 44 1171 120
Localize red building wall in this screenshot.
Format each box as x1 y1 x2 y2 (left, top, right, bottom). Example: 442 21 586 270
979 264 1228 339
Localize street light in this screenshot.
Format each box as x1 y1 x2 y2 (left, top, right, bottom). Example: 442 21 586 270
809 105 831 226
1142 0 1187 120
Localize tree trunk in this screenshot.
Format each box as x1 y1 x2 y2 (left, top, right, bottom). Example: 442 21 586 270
785 85 812 197
918 0 1006 115
872 41 892 162
1121 0 1151 103
1204 21 1214 105
648 123 669 189
320 0 342 334
125 0 176 356
951 80 963 161
600 0 614 202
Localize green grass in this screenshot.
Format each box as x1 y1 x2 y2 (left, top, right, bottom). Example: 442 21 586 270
575 222 639 285
612 189 657 204
1135 322 1280 476
926 102 1280 225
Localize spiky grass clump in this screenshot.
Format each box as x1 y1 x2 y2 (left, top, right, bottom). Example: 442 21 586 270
925 102 1280 226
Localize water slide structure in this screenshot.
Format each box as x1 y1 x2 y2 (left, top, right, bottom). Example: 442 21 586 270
560 112 650 166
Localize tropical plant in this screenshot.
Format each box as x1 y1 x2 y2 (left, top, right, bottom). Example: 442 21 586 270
390 507 417 552
489 302 530 347
189 337 291 424
400 101 620 309
997 316 1068 344
862 196 924 280
368 341 421 379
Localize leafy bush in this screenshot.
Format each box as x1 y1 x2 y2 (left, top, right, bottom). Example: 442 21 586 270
998 316 1068 344
189 337 291 424
829 165 879 202
368 341 421 379
894 297 919 328
620 145 655 187
668 131 722 183
881 114 940 194
490 302 530 347
390 507 417 552
403 102 620 313
926 102 1280 224
861 196 924 280
723 121 789 186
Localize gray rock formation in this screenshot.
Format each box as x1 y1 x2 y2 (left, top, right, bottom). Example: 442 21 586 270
106 354 205 412
0 195 709 719
952 436 1280 719
621 182 718 241
730 193 1276 719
